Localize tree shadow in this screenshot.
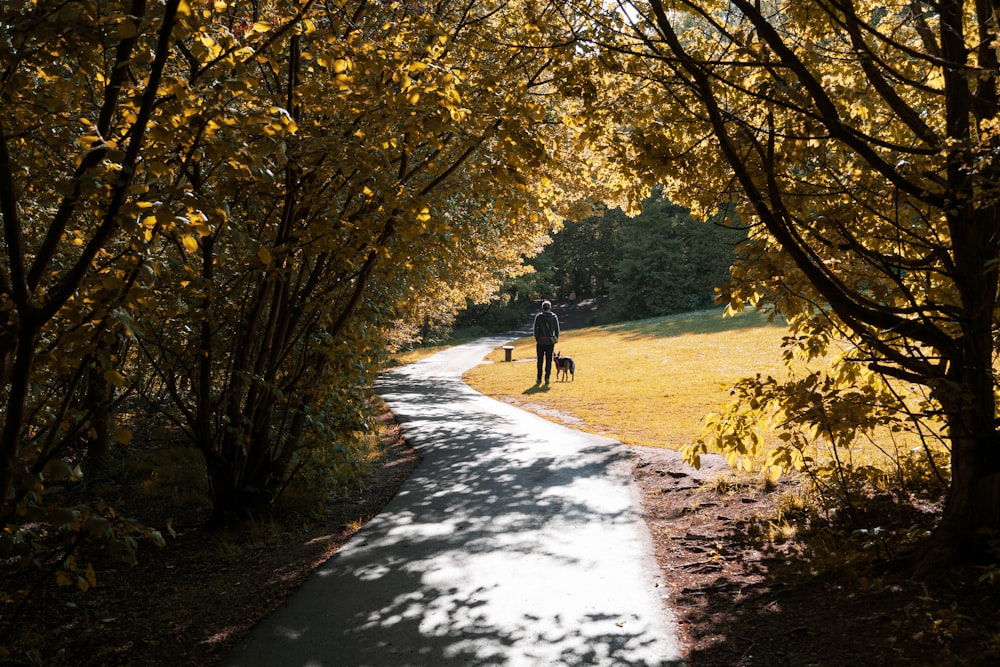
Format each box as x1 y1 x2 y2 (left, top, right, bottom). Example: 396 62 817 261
641 462 992 666
224 341 683 666
602 308 784 342
674 521 997 666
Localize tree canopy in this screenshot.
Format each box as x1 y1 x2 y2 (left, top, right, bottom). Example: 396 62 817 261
0 0 603 599
556 0 1000 565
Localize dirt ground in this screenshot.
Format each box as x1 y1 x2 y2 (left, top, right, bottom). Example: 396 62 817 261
4 415 1000 665
628 446 1000 665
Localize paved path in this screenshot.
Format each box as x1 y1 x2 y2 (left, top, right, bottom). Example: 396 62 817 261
223 334 684 666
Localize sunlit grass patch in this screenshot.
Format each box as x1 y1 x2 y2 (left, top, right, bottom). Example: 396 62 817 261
464 308 790 451
463 307 947 511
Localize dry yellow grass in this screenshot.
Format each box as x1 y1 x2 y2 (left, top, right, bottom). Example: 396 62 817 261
463 309 790 451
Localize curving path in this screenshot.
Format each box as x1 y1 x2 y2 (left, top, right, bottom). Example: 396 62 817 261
223 334 685 666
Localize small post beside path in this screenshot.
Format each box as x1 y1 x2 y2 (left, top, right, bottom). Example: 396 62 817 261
502 345 514 362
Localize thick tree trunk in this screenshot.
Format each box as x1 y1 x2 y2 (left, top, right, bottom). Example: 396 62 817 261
927 428 1000 570
926 314 1000 568
205 430 280 522
0 325 37 518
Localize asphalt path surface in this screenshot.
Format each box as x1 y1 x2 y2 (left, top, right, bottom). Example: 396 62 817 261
223 334 685 666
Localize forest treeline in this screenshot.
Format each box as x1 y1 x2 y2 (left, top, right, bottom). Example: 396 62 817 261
454 189 747 335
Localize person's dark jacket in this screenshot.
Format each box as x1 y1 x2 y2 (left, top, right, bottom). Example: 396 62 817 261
533 311 560 345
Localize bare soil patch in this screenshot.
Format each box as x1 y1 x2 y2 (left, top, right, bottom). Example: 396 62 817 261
629 446 1000 665
4 416 1000 666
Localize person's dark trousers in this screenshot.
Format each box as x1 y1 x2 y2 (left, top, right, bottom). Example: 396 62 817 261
536 343 554 383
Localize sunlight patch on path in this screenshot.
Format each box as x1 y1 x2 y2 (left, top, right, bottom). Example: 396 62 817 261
223 334 684 667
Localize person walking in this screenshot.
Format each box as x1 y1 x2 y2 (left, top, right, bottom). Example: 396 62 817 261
533 300 560 384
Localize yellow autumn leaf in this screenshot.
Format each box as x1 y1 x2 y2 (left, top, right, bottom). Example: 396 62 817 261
253 21 271 33
257 247 272 264
115 429 133 444
182 235 198 253
103 370 125 387
118 19 138 39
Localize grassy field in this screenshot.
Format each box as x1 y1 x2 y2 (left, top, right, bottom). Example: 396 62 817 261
463 308 792 452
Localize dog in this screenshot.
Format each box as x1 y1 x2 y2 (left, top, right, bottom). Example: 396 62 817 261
553 352 575 382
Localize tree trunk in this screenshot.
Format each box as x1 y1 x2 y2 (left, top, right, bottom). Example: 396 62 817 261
930 184 1000 565
205 429 279 522
926 311 1000 568
0 324 37 517
926 427 1000 570
82 367 115 478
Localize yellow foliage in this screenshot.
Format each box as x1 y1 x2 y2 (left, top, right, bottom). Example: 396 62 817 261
0 0 630 556
103 370 125 387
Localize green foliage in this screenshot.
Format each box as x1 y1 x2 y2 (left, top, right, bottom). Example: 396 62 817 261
515 189 745 326
452 294 532 339
533 205 628 300
609 196 744 320
448 258 569 340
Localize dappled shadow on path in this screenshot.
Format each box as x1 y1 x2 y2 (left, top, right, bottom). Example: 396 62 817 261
225 339 682 666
